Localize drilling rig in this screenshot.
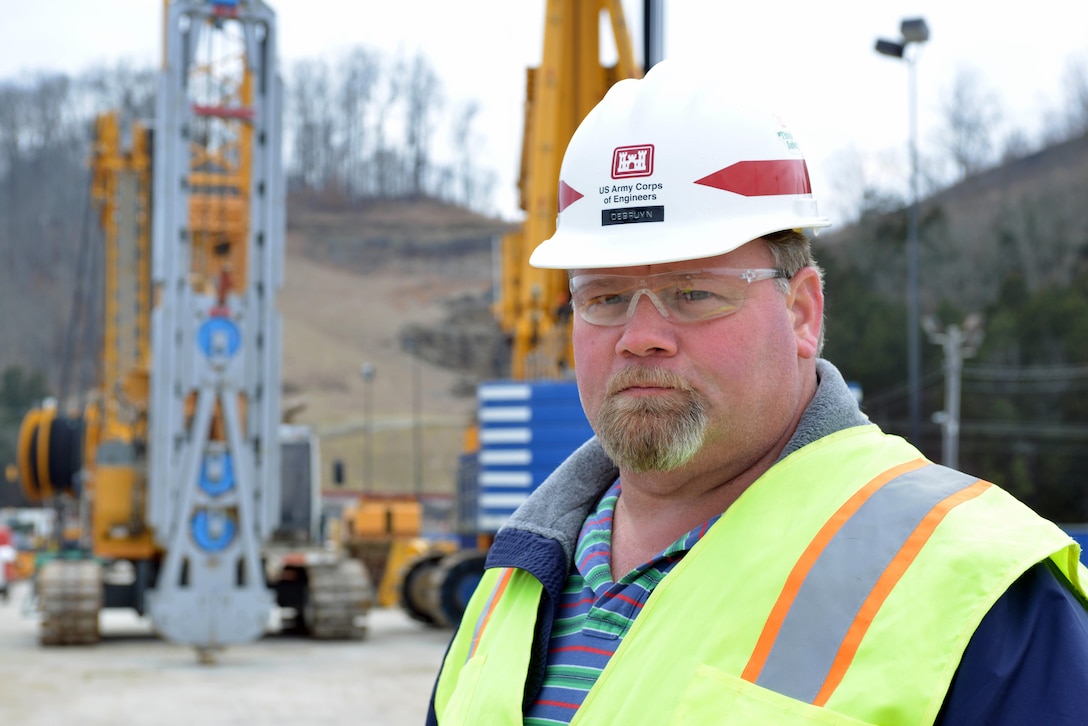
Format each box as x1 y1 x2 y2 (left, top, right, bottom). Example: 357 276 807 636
14 0 370 657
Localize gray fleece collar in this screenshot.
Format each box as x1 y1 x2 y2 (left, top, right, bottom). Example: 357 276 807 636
500 359 870 564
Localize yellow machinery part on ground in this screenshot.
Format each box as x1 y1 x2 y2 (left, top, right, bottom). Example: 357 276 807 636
342 496 454 609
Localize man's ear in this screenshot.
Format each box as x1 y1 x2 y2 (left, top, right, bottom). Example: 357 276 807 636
787 267 824 359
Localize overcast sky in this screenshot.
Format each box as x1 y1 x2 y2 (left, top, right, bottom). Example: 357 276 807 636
2 0 1087 225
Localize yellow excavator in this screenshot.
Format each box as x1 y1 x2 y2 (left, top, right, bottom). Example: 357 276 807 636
395 0 660 628
14 0 370 656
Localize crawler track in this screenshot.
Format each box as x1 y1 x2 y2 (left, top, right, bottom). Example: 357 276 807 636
303 558 373 639
37 559 102 645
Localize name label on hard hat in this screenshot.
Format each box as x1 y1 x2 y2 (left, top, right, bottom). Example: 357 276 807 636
601 205 664 226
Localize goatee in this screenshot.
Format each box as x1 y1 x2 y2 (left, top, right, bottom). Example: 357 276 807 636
595 367 707 472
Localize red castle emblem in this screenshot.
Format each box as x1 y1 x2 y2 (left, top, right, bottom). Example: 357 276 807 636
612 144 654 179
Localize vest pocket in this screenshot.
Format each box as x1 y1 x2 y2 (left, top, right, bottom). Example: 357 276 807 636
668 664 877 725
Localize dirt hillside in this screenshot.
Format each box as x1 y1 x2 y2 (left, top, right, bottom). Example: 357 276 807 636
280 197 514 499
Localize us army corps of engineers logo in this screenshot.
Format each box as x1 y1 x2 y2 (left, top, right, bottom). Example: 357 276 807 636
612 144 654 178
600 144 664 226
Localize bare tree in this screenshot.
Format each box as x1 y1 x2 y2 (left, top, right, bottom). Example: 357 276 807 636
367 55 405 198
938 67 1002 180
1000 127 1034 163
451 100 482 207
403 52 442 198
286 58 336 191
281 45 493 209
0 73 89 383
0 75 85 268
337 48 379 200
1060 53 1088 138
79 61 157 121
0 84 24 235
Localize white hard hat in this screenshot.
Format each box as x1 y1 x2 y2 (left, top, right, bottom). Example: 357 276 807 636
529 58 831 270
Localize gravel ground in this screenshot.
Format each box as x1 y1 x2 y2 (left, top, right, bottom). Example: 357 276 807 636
0 581 452 726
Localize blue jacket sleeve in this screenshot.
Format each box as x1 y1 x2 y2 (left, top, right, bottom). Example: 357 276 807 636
936 561 1088 725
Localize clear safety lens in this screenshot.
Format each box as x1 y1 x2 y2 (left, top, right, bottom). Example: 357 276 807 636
569 267 788 326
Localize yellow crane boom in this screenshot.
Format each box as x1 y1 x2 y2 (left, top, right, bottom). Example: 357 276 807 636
498 0 641 380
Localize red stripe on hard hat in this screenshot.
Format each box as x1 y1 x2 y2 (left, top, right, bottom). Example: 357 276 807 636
557 180 584 213
694 159 813 197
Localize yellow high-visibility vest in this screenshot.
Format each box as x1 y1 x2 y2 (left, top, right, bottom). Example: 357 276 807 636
435 425 1087 725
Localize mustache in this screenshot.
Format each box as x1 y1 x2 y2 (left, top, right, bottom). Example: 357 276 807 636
606 367 695 396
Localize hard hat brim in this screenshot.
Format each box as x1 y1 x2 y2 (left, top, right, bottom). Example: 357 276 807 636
529 214 831 270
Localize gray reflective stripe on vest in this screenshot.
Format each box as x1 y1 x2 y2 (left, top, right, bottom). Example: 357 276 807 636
755 463 980 703
468 568 514 660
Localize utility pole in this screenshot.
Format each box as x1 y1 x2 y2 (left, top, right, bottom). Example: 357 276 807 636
404 337 423 497
923 314 984 469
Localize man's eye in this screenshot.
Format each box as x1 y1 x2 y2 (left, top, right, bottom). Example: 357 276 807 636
587 293 629 307
679 288 714 302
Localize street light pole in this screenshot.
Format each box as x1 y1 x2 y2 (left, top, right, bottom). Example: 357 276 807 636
907 47 922 447
360 362 375 492
876 17 930 446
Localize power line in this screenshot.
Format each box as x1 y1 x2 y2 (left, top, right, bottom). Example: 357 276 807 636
964 364 1088 381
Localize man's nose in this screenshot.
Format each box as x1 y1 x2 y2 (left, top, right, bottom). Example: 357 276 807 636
616 289 679 358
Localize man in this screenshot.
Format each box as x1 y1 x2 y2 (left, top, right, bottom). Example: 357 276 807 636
427 59 1088 724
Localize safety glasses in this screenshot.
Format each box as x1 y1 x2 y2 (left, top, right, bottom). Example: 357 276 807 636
569 267 789 326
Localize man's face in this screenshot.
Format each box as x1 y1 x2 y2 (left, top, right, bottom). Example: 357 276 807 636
571 241 823 479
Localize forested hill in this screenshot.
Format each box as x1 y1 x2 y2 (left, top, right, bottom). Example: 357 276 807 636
817 131 1088 522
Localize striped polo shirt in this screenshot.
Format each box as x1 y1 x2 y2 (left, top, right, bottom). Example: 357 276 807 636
524 480 721 725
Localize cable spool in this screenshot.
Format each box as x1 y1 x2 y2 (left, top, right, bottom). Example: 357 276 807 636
397 548 488 628
48 415 84 496
432 549 487 627
16 407 84 503
398 550 447 626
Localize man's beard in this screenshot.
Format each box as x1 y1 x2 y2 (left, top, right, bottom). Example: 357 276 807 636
594 367 707 473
